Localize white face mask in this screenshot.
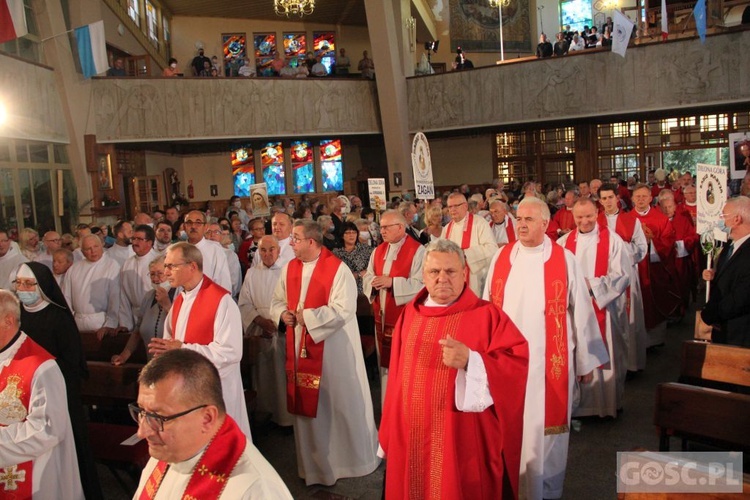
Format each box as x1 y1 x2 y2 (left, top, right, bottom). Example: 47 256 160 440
233 201 241 208
170 63 177 69
154 280 171 290
359 231 371 241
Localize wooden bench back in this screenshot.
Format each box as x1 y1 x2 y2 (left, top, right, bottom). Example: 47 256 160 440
680 341 750 388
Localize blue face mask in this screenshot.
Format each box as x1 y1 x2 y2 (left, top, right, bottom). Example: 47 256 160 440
717 219 730 233
17 290 40 306
412 214 419 224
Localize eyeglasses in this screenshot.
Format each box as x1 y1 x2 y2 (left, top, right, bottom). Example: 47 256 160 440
184 220 205 226
164 262 188 271
44 238 61 243
131 237 147 242
12 279 38 289
205 230 222 235
379 223 403 231
291 235 310 244
128 403 207 433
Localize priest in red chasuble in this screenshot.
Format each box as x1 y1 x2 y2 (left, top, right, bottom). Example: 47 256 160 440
658 190 699 311
133 349 292 499
631 184 681 344
379 239 529 499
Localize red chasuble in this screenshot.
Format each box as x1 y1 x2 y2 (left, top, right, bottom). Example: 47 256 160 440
0 335 54 500
632 208 680 328
670 212 699 304
284 247 340 417
489 242 570 435
139 416 246 500
552 207 576 234
379 287 528 500
169 276 228 345
372 236 421 368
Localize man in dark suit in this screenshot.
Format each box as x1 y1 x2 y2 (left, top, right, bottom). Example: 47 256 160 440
698 196 750 347
399 202 429 245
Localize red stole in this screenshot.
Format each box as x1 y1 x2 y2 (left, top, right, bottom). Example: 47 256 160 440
169 277 228 345
598 211 635 243
490 242 570 434
564 229 611 368
490 216 516 243
445 213 474 284
0 335 54 500
284 247 340 417
138 416 247 500
372 236 421 368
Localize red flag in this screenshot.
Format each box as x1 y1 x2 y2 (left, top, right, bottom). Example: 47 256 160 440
0 0 27 44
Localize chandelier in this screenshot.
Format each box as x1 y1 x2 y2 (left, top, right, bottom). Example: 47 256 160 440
274 0 315 17
488 0 510 7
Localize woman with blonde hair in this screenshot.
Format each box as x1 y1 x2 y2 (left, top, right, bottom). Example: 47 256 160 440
19 227 41 260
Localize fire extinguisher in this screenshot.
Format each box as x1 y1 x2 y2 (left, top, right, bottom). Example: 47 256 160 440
188 180 194 199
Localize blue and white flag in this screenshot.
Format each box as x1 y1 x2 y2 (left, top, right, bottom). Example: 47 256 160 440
612 10 635 58
75 20 108 78
693 0 707 44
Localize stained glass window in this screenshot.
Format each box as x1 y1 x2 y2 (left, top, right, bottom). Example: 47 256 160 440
146 1 158 44
560 0 592 33
313 32 335 75
291 141 314 194
232 147 255 197
254 33 276 77
320 139 343 192
261 142 286 195
283 32 307 66
223 33 246 77
128 0 140 27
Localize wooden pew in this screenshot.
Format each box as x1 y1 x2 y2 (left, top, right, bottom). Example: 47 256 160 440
654 341 750 452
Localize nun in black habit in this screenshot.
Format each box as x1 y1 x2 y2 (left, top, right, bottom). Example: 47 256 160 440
15 261 103 500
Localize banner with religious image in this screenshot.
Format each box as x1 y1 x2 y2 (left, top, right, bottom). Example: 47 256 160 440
728 131 750 180
411 133 435 200
248 182 270 218
696 163 727 236
449 0 531 52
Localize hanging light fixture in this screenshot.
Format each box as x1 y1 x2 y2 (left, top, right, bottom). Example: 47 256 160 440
489 0 511 61
274 0 315 18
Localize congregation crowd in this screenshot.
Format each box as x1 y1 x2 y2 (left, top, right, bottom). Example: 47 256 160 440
1 166 749 499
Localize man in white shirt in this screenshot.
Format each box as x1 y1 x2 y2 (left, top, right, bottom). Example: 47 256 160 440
132 349 291 499
252 211 295 268
148 242 251 438
154 221 173 254
183 210 232 292
0 230 28 290
63 235 121 338
106 220 135 267
119 225 160 331
238 235 292 427
0 290 84 500
488 199 518 247
35 231 61 271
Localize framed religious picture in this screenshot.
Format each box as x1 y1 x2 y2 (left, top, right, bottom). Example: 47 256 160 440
97 154 113 190
729 131 750 180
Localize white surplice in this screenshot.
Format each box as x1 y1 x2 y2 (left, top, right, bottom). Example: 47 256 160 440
194 238 232 293
0 245 28 290
63 254 121 332
105 243 135 267
270 258 380 486
490 215 518 246
238 259 292 427
134 435 293 499
604 212 649 371
441 214 498 296
119 249 160 330
361 236 425 405
164 279 251 439
252 236 295 269
224 247 242 299
558 227 631 418
0 333 84 500
483 236 608 500
34 252 54 272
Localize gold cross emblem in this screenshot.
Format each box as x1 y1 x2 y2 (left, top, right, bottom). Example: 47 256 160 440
0 465 26 491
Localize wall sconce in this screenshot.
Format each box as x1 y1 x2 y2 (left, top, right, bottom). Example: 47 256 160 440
405 16 416 52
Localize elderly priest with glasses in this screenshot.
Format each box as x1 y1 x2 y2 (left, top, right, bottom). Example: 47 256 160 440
131 349 292 499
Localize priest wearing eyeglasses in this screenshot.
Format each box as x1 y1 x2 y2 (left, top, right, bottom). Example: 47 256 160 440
147 242 251 438
132 349 292 499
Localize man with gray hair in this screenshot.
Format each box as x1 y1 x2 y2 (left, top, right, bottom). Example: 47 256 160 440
270 219 379 485
0 290 84 499
183 210 232 292
148 242 251 438
379 239 529 499
363 209 425 403
483 196 608 499
441 192 498 295
488 199 517 247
